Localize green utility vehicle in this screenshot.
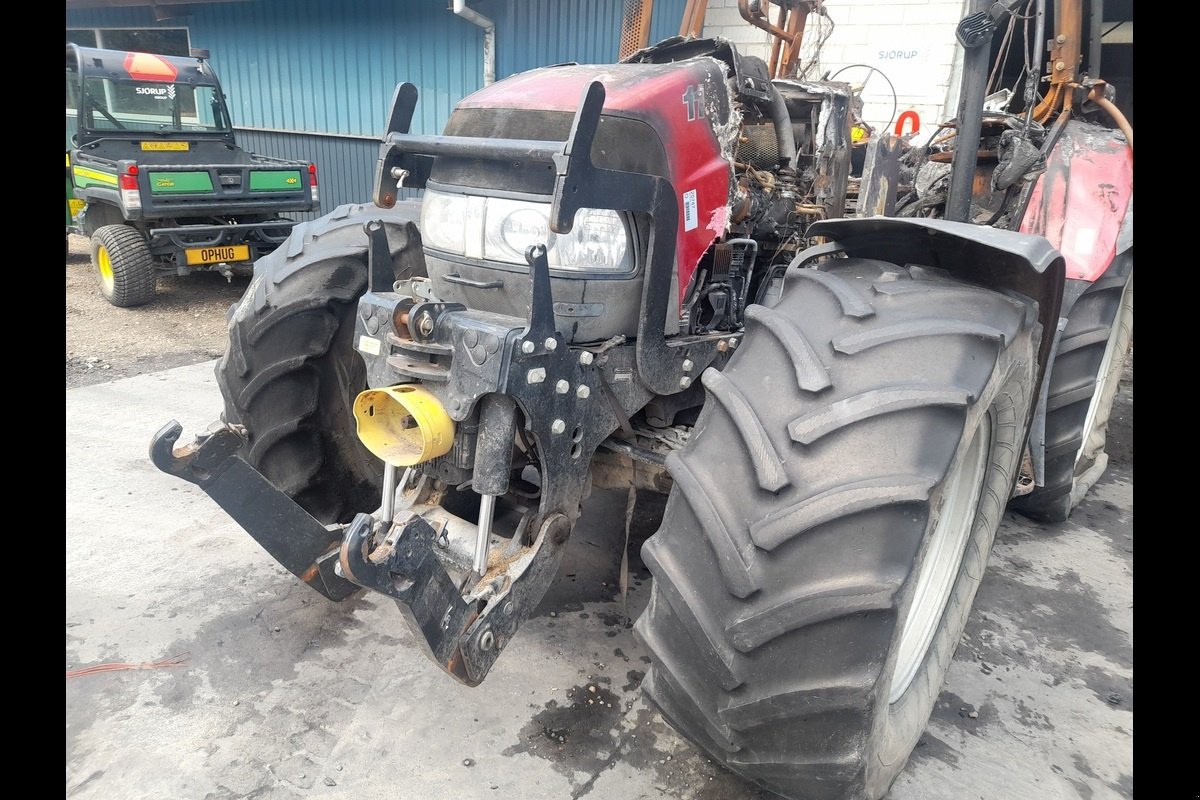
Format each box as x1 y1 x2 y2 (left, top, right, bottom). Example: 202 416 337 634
66 45 319 306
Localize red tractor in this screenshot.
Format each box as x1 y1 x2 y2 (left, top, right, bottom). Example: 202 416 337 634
152 1 1131 797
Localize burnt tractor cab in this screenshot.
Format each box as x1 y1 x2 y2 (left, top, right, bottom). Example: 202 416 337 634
66 44 318 306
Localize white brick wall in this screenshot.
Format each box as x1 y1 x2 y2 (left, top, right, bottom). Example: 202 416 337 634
701 0 968 132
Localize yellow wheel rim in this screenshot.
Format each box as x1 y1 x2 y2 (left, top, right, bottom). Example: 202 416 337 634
96 244 115 295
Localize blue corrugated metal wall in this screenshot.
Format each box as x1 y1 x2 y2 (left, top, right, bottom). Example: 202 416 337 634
68 1 480 137
231 129 385 220
68 0 687 210
482 0 686 77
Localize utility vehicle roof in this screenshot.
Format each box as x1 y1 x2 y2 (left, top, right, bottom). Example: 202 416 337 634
66 44 219 86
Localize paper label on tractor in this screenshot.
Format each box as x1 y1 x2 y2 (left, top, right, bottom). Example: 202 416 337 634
683 189 698 231
1073 227 1097 256
358 335 382 356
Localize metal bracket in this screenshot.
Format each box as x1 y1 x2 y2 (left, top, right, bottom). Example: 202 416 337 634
339 513 481 680
366 219 394 293
149 421 358 601
384 82 419 137
520 244 558 346
338 510 571 686
373 82 428 208
856 134 902 217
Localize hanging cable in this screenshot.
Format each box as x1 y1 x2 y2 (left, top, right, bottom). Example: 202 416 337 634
1102 20 1127 38
1008 1 1033 110
799 11 836 80
1022 0 1046 126
986 11 1018 96
987 0 1034 97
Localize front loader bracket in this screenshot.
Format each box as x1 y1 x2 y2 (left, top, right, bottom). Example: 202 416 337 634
149 420 358 601
150 420 574 686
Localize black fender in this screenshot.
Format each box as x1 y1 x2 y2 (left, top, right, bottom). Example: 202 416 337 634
75 186 122 209
75 197 129 236
801 216 1066 486
804 217 1064 368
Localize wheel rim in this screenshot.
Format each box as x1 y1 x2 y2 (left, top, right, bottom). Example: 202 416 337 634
1076 278 1132 469
889 418 991 704
97 244 115 294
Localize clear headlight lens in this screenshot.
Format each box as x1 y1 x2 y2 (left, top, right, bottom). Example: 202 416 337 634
420 190 468 255
421 189 633 273
485 198 548 264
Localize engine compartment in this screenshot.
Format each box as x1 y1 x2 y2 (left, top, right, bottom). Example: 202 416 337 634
688 75 851 334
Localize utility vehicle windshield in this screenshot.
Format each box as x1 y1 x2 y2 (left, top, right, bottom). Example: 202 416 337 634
70 73 231 135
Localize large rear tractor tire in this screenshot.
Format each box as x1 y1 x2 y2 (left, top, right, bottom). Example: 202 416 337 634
636 259 1039 800
1011 259 1133 522
91 224 156 307
216 202 425 523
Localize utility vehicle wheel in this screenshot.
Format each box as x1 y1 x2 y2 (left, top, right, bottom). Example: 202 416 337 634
216 202 425 523
91 225 155 307
1010 263 1132 522
635 259 1039 800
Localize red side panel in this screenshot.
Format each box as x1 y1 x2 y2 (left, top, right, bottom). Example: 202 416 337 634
1019 121 1132 282
642 67 732 304
458 63 734 309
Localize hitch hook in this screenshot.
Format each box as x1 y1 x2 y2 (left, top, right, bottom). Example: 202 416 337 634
149 420 246 486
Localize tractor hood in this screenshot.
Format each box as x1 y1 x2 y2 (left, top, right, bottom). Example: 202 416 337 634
459 61 729 118
443 60 739 308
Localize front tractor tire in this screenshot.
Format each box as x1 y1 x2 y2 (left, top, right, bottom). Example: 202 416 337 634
91 224 155 307
216 202 424 523
636 259 1039 800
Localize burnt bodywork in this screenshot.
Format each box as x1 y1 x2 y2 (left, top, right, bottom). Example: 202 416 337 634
1018 120 1132 283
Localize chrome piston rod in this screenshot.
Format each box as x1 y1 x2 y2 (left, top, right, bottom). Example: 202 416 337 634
473 494 497 575
470 394 519 579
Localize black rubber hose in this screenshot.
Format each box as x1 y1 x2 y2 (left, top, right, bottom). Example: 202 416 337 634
766 83 798 170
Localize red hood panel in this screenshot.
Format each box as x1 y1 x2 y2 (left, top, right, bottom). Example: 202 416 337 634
458 62 736 310
460 63 710 114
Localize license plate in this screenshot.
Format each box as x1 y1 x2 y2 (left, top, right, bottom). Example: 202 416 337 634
141 141 190 151
185 245 250 265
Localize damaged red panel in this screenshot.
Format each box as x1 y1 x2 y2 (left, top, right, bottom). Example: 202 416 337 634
1019 121 1132 281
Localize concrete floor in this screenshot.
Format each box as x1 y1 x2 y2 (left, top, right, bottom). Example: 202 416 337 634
66 361 1133 800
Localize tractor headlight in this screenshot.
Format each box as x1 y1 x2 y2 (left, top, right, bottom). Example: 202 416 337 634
421 189 633 273
420 190 469 255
